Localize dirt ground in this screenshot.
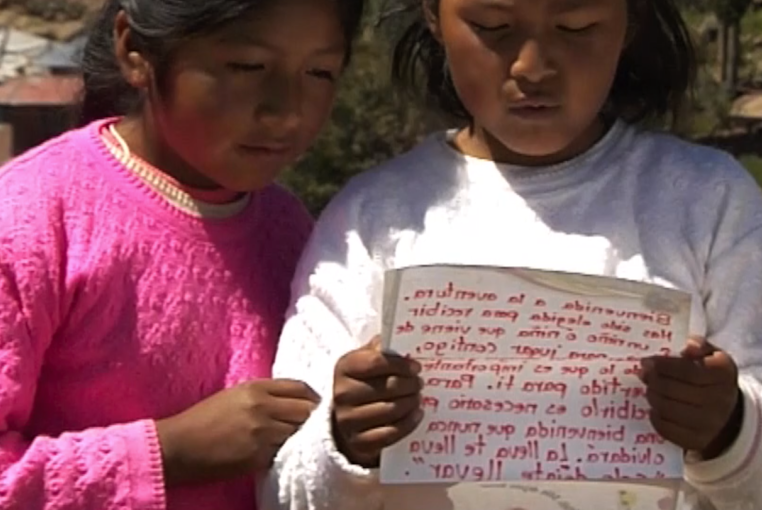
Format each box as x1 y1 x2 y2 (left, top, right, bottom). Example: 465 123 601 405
0 0 103 41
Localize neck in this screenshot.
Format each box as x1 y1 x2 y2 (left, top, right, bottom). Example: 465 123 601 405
115 114 221 190
455 117 608 167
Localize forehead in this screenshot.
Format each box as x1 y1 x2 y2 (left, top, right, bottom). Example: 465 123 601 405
209 0 347 54
450 0 615 12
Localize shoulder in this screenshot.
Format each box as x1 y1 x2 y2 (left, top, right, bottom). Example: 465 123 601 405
626 127 757 199
0 127 95 302
0 121 104 208
338 134 448 204
0 127 84 235
255 184 315 270
622 126 762 243
315 134 453 240
259 183 314 238
282 136 449 290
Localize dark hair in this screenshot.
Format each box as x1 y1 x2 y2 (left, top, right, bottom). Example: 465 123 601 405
388 0 696 127
77 0 365 126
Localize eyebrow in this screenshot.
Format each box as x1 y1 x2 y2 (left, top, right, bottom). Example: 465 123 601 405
216 32 346 56
553 0 605 11
472 0 515 10
312 44 348 57
472 0 602 10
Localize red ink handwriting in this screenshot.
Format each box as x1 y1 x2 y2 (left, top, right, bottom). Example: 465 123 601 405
563 300 671 326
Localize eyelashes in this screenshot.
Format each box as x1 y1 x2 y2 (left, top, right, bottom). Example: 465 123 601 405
470 22 510 34
556 23 598 34
307 69 337 82
226 63 336 82
226 63 265 72
469 21 600 36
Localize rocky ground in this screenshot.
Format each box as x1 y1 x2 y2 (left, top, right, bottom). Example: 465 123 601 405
0 0 102 41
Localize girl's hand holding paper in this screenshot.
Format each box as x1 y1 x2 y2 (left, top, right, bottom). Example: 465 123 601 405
640 338 741 459
331 337 425 468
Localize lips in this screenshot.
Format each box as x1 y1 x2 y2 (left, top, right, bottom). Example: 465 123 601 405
505 96 562 122
508 97 561 110
241 142 291 151
238 143 292 156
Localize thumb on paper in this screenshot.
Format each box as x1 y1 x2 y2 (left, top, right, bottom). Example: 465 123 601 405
681 336 712 358
366 335 382 351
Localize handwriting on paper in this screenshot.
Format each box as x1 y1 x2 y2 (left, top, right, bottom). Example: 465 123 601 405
380 266 690 484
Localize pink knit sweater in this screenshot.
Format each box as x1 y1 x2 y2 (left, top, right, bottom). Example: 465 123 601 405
0 120 313 509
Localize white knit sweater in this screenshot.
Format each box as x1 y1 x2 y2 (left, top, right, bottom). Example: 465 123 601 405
261 121 762 510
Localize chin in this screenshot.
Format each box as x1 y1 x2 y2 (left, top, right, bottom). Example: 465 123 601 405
225 177 276 193
217 163 287 193
489 124 573 160
503 138 573 160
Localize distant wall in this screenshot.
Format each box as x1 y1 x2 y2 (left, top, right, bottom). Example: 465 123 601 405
0 123 13 164
698 130 762 157
0 105 73 157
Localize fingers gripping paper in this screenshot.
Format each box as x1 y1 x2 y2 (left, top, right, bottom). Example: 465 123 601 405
379 265 690 485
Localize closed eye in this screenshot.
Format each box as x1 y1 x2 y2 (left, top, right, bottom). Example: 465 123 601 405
308 69 337 82
227 62 265 72
557 23 598 34
470 22 510 33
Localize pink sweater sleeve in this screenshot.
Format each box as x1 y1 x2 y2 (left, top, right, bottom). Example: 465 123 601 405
0 167 166 509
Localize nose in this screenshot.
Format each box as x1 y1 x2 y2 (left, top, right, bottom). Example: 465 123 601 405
510 38 556 84
256 72 302 134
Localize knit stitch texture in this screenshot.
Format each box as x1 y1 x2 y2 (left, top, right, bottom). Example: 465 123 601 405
0 120 313 510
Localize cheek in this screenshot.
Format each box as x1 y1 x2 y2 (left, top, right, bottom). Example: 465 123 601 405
153 82 250 180
163 73 254 147
166 72 227 121
563 40 624 111
450 71 488 115
445 38 506 115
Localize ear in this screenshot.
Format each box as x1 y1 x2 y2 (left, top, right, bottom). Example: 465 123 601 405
422 0 443 44
113 10 151 90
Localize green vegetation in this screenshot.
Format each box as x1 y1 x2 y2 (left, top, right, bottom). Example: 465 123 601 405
742 5 762 34
741 155 762 183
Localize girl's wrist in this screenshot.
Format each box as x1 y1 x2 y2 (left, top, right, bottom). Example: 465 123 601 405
155 416 188 487
701 387 744 461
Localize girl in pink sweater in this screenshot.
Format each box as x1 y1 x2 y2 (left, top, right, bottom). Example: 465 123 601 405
0 0 363 508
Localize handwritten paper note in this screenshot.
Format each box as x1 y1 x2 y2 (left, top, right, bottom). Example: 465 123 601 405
379 265 691 485
407 481 685 510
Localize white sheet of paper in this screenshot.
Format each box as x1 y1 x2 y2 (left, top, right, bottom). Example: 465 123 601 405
379 265 690 486
383 480 685 510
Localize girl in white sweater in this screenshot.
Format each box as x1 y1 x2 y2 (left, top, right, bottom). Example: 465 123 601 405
261 0 762 509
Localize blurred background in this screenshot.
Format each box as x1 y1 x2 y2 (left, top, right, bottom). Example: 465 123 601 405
0 0 759 215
